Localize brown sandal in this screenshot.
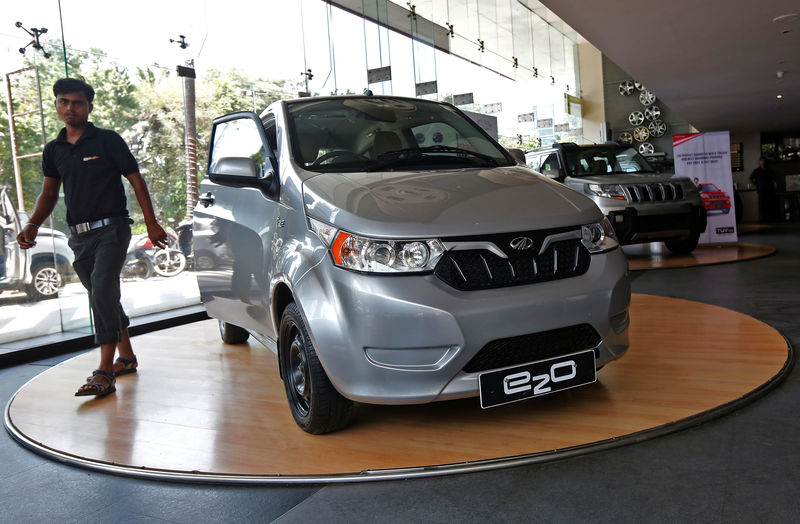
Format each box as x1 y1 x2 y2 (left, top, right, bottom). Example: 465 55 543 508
75 370 116 397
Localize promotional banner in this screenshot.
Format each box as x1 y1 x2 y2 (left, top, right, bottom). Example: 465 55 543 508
673 132 737 244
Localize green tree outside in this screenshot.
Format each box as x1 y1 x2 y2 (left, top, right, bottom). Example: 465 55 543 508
1 39 299 234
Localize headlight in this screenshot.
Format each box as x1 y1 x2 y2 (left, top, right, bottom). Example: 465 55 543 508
309 217 445 273
581 217 619 254
586 183 627 200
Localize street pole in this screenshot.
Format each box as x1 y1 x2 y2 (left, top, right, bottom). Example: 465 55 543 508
177 64 198 220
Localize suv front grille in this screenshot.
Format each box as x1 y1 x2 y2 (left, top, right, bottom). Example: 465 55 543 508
434 228 590 291
463 324 601 374
625 182 684 203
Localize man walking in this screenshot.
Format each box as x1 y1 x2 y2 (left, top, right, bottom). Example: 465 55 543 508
17 77 167 397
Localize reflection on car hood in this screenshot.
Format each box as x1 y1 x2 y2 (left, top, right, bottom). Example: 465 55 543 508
567 173 688 185
303 166 602 238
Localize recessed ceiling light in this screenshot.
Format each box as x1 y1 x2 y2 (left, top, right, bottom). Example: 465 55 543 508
772 13 798 23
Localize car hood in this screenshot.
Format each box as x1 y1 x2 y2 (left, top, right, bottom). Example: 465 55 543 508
302 166 602 238
567 173 689 185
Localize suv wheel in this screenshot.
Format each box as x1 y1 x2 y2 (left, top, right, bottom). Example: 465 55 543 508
665 233 700 254
218 320 250 344
26 261 61 301
279 302 353 434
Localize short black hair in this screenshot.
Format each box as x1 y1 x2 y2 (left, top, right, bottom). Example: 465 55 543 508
53 78 95 103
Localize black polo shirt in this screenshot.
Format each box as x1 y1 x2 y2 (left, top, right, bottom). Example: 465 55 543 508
42 122 138 226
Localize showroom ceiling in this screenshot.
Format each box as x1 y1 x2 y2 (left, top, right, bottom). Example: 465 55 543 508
540 0 800 134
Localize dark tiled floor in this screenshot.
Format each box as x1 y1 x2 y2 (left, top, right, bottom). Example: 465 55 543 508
3 224 798 523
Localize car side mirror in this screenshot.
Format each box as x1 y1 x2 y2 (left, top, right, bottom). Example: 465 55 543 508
543 168 562 180
507 148 526 165
210 157 258 178
209 157 276 196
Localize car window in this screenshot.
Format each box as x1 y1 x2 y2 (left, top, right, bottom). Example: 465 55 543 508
525 153 541 170
564 147 654 176
539 152 562 179
209 117 271 178
262 114 279 167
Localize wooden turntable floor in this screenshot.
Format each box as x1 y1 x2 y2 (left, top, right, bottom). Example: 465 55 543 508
5 294 790 482
624 242 775 270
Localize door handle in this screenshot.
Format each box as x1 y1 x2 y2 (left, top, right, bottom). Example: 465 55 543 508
198 192 215 208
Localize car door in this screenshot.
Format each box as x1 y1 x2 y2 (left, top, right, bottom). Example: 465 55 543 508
0 188 26 283
193 112 281 339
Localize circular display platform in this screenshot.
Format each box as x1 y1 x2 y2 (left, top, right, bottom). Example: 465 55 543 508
5 294 791 484
624 242 775 270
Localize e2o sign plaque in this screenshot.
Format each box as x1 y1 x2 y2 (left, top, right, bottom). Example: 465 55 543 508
478 349 597 408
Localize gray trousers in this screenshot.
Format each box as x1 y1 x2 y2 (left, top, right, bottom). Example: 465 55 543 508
68 222 131 345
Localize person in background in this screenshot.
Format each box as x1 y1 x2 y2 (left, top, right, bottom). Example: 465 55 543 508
749 156 777 223
16 77 167 397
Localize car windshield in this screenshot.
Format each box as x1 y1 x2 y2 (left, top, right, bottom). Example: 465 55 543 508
563 146 655 176
699 184 718 192
285 97 514 172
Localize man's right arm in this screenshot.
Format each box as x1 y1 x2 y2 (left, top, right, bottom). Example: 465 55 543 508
17 177 61 249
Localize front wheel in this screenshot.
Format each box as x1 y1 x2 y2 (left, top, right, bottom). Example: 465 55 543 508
279 302 353 434
152 248 187 277
26 262 62 301
665 232 700 254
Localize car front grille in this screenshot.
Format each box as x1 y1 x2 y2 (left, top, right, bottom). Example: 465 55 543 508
624 182 684 203
434 229 590 291
463 323 601 374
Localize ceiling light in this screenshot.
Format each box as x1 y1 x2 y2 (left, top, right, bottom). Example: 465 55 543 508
772 13 798 23
777 94 784 99
777 71 784 79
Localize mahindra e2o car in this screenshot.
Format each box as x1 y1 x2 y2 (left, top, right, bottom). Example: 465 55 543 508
193 96 631 434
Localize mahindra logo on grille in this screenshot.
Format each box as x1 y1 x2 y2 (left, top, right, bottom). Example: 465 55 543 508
510 236 535 251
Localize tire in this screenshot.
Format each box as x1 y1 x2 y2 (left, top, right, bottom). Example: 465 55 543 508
26 261 62 301
194 251 216 271
122 257 154 280
218 320 250 344
152 248 187 277
665 233 700 254
279 302 353 434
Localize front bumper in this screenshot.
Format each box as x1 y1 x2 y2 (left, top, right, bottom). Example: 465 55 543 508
607 203 707 244
291 246 631 405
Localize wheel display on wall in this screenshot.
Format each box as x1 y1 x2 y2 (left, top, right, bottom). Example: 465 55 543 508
648 120 667 137
618 80 635 96
618 131 634 144
639 142 655 154
628 111 645 126
644 105 661 121
634 81 645 91
639 90 656 105
633 126 650 142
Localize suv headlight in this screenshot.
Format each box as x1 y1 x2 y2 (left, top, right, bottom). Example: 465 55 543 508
581 217 619 253
309 217 445 273
586 183 627 200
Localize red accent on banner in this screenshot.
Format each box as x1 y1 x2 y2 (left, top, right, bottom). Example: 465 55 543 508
672 133 704 147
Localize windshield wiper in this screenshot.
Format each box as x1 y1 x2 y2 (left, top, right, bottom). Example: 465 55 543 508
366 145 500 171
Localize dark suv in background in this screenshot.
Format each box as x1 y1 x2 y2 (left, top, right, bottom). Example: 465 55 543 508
526 142 707 254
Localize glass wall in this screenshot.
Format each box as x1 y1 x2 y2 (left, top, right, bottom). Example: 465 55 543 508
1 0 581 346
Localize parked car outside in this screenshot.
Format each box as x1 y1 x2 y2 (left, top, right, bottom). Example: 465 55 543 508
194 96 631 434
525 143 707 254
1 187 74 300
697 183 732 214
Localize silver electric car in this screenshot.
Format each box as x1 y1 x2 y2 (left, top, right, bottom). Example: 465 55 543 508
193 96 631 434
